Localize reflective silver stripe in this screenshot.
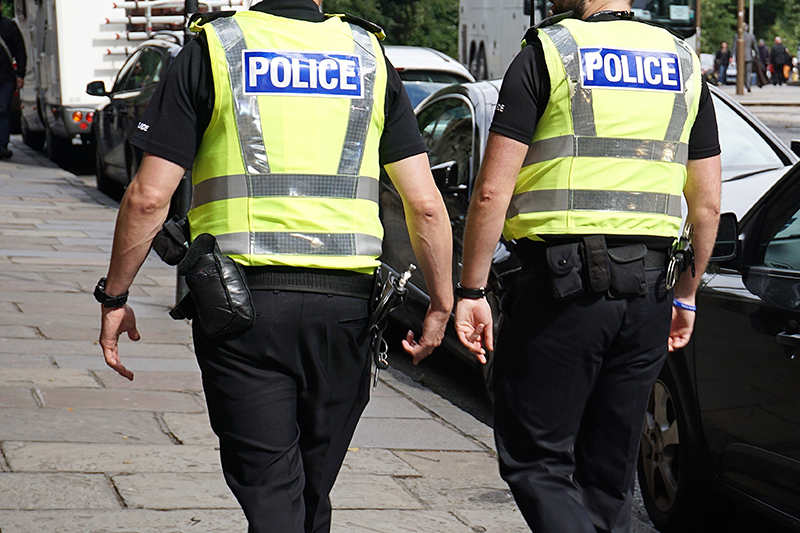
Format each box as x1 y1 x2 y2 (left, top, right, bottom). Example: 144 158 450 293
507 189 682 218
338 24 377 176
216 232 383 257
523 136 689 167
191 174 379 209
211 17 270 174
541 25 596 137
664 38 695 143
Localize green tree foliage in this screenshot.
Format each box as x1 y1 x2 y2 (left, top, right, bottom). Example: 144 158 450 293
700 0 800 55
323 0 459 58
700 0 737 54
1 2 12 18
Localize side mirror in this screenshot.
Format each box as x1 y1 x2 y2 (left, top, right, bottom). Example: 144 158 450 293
791 140 800 158
86 81 108 97
711 212 738 261
431 160 466 193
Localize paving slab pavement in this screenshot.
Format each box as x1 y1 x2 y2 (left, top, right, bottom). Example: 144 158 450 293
0 138 658 532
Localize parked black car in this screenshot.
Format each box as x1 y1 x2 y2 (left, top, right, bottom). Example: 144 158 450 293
86 34 182 196
379 79 800 530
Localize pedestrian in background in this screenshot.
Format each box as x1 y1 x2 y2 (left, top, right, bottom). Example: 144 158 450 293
740 24 757 91
453 0 721 529
715 41 731 85
95 0 454 531
756 38 770 86
0 0 25 160
771 36 790 85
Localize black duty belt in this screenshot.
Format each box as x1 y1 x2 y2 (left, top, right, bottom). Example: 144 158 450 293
521 244 668 271
244 266 374 299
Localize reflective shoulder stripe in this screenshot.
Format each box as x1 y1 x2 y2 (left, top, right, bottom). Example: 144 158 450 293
216 232 383 257
210 16 271 174
191 174 379 209
338 23 378 176
522 136 689 167
541 24 597 137
507 189 682 218
664 37 695 143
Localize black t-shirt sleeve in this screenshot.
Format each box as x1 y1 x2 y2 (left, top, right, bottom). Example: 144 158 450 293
129 37 212 169
379 56 428 166
489 36 550 144
130 35 426 169
687 79 721 160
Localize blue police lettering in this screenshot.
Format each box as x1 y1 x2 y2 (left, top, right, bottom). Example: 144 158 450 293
580 47 682 92
244 51 362 98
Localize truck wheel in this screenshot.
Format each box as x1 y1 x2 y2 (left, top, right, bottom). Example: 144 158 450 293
45 127 69 165
21 117 44 151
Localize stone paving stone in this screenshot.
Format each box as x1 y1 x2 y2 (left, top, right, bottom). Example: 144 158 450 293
93 370 202 392
38 388 205 413
0 339 192 358
3 443 221 473
0 509 248 532
38 324 190 344
361 396 433 419
330 510 474 533
350 418 482 451
0 473 120 510
331 474 423 510
397 478 516 511
54 355 200 373
0 408 174 444
112 473 238 510
340 448 419 477
452 509 530 533
0 325 39 338
0 353 55 368
0 368 99 388
392 451 499 479
0 301 20 313
160 413 217 446
0 387 37 408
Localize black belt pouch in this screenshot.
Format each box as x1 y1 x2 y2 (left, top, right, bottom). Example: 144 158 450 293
607 244 648 298
176 233 254 338
546 243 584 299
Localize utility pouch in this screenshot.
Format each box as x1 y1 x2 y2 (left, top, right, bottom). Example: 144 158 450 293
546 243 584 299
582 235 610 293
153 216 190 266
607 244 648 298
175 233 254 338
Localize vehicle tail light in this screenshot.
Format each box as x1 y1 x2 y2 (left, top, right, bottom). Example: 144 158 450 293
72 111 83 123
79 123 89 130
87 112 94 124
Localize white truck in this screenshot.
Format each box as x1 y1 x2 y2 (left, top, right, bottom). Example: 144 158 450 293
459 0 547 81
13 0 245 163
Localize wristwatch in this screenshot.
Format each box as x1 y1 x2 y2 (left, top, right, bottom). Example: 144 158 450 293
455 282 488 299
94 277 129 308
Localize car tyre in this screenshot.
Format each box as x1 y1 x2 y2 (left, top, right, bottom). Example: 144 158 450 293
21 117 44 151
638 365 705 531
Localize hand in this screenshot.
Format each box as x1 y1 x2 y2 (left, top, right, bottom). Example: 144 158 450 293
99 305 139 380
402 306 450 365
454 298 493 364
668 304 696 352
15 76 23 90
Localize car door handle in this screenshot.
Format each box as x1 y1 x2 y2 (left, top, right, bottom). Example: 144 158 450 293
776 332 800 347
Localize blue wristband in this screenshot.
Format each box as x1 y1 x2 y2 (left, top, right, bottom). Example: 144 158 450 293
673 299 696 312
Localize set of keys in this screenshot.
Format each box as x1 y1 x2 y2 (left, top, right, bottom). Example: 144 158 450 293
666 222 695 290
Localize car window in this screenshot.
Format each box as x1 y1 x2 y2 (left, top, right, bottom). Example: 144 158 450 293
122 48 165 91
712 92 785 174
417 97 474 187
764 207 800 270
398 70 470 84
112 51 142 94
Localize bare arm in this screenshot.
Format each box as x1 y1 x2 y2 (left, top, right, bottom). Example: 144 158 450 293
99 154 185 379
669 154 721 351
455 133 529 361
384 153 453 364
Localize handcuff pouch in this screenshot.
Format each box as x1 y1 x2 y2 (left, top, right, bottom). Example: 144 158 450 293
607 244 648 298
546 243 584 299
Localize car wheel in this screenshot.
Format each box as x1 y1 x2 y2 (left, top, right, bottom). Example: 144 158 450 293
21 117 44 151
638 365 701 531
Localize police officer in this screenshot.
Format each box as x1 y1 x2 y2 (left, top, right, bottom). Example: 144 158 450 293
96 1 453 532
454 0 721 530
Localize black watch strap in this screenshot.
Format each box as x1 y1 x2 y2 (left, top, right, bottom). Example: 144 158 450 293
455 282 488 299
94 277 129 308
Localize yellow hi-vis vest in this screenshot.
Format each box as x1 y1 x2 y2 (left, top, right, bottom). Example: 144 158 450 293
503 18 701 242
188 11 388 272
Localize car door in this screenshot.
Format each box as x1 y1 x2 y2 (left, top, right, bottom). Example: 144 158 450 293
695 166 800 518
98 49 141 181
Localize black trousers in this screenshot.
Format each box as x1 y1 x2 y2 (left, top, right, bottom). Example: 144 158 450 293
193 290 372 533
494 267 671 533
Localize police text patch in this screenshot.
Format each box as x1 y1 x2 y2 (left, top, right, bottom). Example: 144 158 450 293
579 48 682 92
243 50 363 98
